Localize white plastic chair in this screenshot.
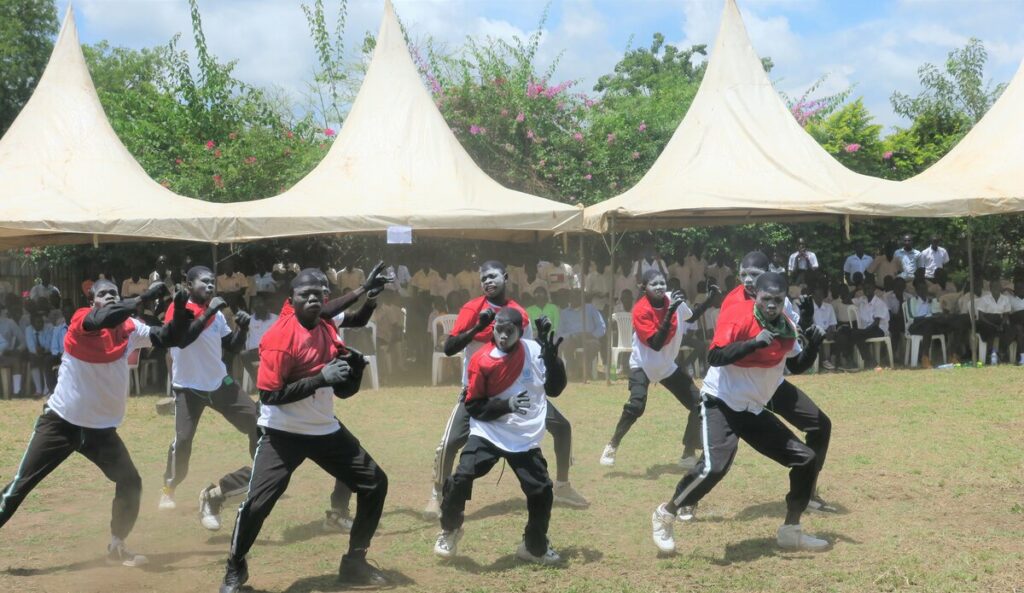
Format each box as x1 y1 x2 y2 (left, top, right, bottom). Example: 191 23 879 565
901 300 947 368
431 314 461 386
847 305 894 369
969 308 1018 364
127 349 142 396
338 321 380 390
610 312 633 376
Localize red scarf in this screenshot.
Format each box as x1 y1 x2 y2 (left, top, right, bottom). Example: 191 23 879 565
712 296 796 368
466 341 526 402
632 294 677 344
164 299 214 328
64 307 134 363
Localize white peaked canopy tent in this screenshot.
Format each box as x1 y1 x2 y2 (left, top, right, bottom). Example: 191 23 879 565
0 6 229 247
582 0 948 234
224 0 581 243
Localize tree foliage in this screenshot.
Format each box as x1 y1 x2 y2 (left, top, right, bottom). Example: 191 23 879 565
0 0 57 134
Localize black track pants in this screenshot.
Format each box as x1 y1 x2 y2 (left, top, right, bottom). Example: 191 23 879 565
609 366 701 451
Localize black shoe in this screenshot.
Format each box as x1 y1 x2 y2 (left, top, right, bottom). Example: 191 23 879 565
219 556 249 593
338 554 389 586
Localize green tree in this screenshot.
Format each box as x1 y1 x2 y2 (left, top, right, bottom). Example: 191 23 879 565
805 99 885 177
0 0 57 134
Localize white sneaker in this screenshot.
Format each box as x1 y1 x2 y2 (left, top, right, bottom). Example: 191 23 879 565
323 509 354 532
107 540 148 567
433 528 463 558
198 485 222 531
423 488 441 521
515 540 561 565
678 455 699 470
777 524 830 551
553 481 590 508
651 504 676 553
158 487 176 511
600 444 617 467
675 504 696 522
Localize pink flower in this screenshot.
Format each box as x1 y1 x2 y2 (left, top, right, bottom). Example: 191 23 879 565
538 159 546 167
883 150 893 160
584 97 596 108
324 128 336 137
205 140 215 150
214 149 222 158
469 124 484 136
244 156 257 165
844 143 861 153
174 158 183 165
573 132 583 141
493 77 506 87
631 151 641 160
584 173 592 180
606 133 616 144
228 132 237 140
516 112 525 122
638 122 647 132
500 109 509 117
526 129 535 140
212 174 224 189
285 130 294 139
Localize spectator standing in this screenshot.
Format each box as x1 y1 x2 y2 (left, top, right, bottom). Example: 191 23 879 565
787 238 819 283
613 263 637 305
918 235 950 281
868 241 901 284
216 261 249 311
843 242 873 286
584 261 611 312
893 234 921 281
29 270 60 307
121 272 151 299
525 287 560 334
706 252 733 289
556 290 607 379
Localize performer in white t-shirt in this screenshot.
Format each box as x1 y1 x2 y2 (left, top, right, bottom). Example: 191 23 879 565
599 269 719 470
0 280 189 567
160 266 257 532
651 272 830 554
433 307 566 565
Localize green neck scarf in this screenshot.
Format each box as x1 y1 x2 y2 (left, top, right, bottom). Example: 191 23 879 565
753 305 797 339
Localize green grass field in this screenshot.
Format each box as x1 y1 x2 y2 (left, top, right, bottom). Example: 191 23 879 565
0 367 1022 593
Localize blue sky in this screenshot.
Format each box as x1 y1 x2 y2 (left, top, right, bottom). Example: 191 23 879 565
61 0 1024 129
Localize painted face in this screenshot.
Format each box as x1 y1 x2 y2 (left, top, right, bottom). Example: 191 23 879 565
739 265 765 296
755 287 785 322
480 266 506 300
493 320 522 352
92 282 120 308
644 274 667 302
188 271 216 303
291 282 325 325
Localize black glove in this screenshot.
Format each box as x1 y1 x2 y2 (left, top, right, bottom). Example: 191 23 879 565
536 317 563 363
753 328 776 348
362 261 389 297
803 324 825 346
668 290 686 312
707 284 721 297
338 346 368 372
508 391 531 415
477 308 496 329
534 316 553 342
140 281 168 302
207 296 229 315
171 290 193 321
320 358 352 386
234 310 251 328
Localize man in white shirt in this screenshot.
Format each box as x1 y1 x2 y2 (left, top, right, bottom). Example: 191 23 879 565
918 235 950 281
974 280 1014 364
0 280 186 568
556 290 607 380
650 272 829 554
842 242 873 286
337 265 366 293
810 288 838 370
28 270 60 307
787 238 819 284
24 311 54 396
905 278 963 367
893 234 921 281
584 261 611 312
834 281 889 368
160 266 258 533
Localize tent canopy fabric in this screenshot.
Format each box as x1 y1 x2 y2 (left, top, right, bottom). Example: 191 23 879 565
0 6 229 248
854 58 1024 214
582 0 954 233
223 0 581 243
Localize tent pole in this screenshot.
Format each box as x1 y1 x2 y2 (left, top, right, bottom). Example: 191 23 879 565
606 216 616 385
579 233 588 384
211 243 219 281
844 215 851 241
967 220 978 365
